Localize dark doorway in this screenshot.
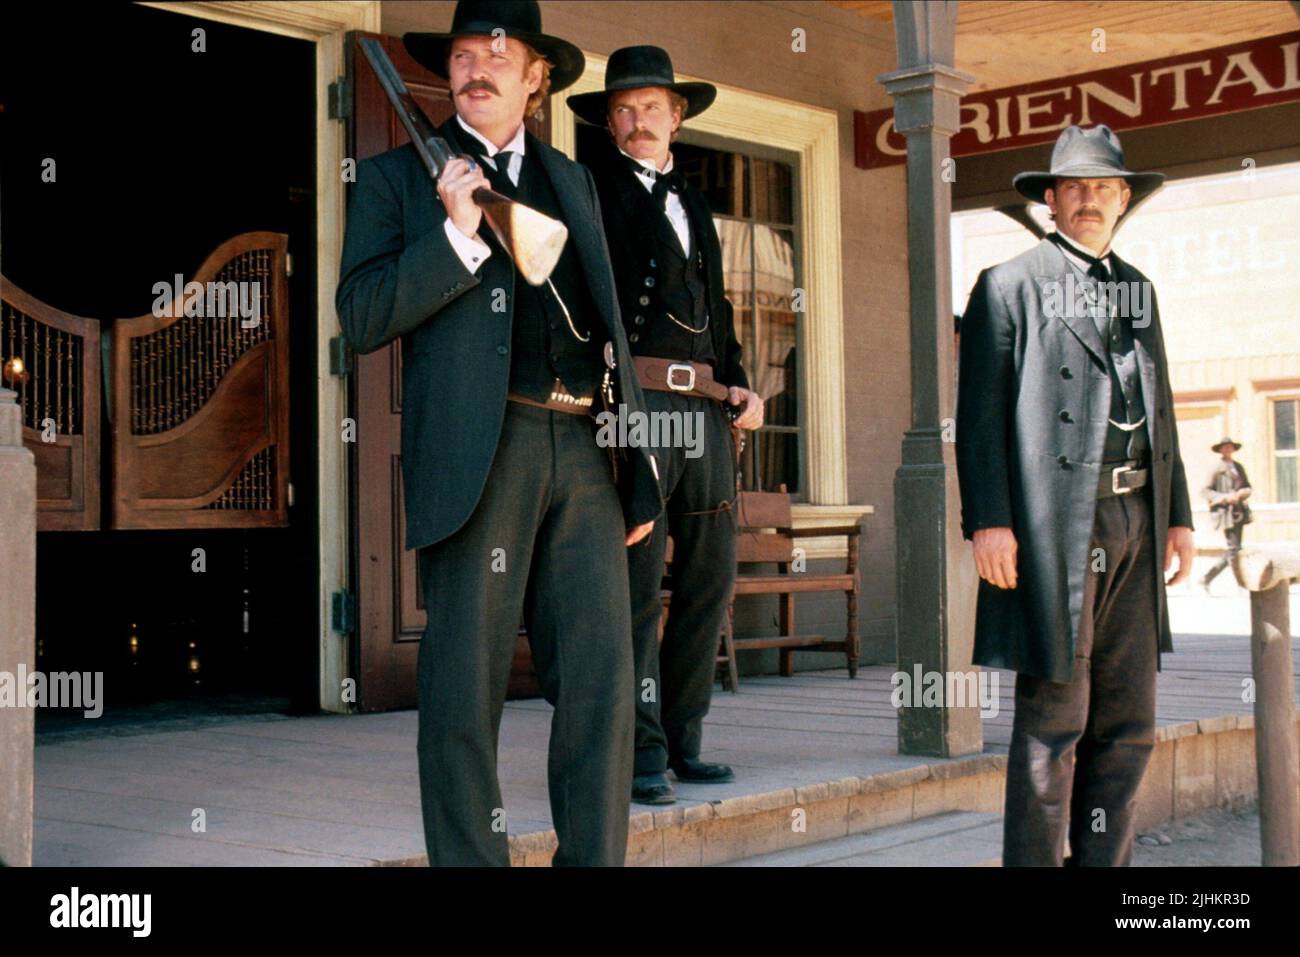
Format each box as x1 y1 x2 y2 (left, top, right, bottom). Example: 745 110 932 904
0 2 321 727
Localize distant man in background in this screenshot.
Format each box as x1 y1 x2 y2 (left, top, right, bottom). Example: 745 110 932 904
1200 437 1252 591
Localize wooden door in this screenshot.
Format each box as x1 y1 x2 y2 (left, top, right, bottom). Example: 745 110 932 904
0 279 101 530
109 231 290 529
347 31 546 711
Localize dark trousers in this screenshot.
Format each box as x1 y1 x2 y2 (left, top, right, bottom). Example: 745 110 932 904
415 401 634 866
1003 488 1158 866
1202 523 1244 585
626 391 737 776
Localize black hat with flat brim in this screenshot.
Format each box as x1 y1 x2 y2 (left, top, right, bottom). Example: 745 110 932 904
403 0 586 94
1211 437 1243 453
566 45 717 126
1013 124 1165 212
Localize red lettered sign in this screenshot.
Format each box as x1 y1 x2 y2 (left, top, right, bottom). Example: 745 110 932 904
856 31 1300 169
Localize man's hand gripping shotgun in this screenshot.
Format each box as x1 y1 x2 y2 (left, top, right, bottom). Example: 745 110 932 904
357 36 568 286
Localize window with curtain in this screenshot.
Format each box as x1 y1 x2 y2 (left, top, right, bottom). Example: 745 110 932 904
672 141 802 495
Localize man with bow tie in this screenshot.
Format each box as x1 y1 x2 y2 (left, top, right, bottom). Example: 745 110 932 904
568 46 762 806
336 1 663 866
956 124 1195 865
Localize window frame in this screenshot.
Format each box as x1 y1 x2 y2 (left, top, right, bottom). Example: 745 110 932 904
1270 395 1300 504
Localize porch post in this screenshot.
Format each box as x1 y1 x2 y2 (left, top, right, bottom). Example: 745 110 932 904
0 386 36 865
879 1 981 757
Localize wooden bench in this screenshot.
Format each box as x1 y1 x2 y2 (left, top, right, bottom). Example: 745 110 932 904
663 490 864 689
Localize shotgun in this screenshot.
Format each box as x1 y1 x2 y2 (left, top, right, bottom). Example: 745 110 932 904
356 36 568 286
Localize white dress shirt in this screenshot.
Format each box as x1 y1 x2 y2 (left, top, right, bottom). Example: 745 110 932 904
443 114 527 273
1053 229 1113 276
620 147 691 259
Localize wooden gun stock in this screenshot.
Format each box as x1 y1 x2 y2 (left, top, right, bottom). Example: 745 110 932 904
357 37 568 286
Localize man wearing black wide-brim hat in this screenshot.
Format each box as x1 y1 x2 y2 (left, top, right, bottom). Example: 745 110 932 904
336 0 664 866
569 47 763 806
955 124 1195 865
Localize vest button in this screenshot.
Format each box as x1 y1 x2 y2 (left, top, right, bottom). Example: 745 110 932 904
649 259 657 269
550 353 559 363
496 345 508 356
634 315 645 325
644 276 655 288
629 333 640 343
638 295 650 306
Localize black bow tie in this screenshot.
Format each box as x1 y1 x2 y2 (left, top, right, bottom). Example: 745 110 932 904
625 154 683 205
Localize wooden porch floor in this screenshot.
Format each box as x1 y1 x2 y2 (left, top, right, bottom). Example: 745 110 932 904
32 588 1298 865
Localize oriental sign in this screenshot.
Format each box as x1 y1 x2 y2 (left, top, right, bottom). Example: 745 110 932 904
856 31 1300 169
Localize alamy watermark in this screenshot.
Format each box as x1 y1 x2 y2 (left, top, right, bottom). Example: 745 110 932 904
1037 274 1153 327
0 666 103 718
151 275 262 328
890 666 1000 718
595 403 705 459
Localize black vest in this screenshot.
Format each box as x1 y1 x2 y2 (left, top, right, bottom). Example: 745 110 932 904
450 124 604 401
1090 273 1149 463
1051 234 1149 463
622 171 715 365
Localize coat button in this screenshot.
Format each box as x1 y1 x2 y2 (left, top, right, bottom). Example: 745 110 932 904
496 345 508 355
550 353 559 363
649 258 657 269
638 295 650 306
1059 410 1071 422
629 333 640 343
634 315 645 325
644 276 655 288
1059 366 1072 378
1057 455 1069 466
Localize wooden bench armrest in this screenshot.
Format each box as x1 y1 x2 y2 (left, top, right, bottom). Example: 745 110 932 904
781 524 863 538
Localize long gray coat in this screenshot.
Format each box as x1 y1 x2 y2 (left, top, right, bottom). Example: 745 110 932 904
335 120 663 551
955 237 1194 682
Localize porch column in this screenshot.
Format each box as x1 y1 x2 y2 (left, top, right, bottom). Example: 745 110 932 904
0 386 36 865
879 2 981 757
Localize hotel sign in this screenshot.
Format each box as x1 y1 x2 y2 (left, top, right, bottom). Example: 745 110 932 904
856 31 1300 169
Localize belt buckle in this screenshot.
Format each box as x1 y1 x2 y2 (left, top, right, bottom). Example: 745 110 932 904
1111 464 1133 495
666 362 696 393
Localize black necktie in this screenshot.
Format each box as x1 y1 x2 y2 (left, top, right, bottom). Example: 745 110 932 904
651 169 685 212
1048 231 1109 276
483 150 515 195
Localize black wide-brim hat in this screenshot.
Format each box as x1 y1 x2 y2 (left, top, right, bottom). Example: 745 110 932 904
1211 437 1243 453
1013 124 1165 211
403 0 586 94
566 45 717 126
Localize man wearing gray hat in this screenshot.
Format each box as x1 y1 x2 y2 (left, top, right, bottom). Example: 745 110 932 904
956 124 1195 866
